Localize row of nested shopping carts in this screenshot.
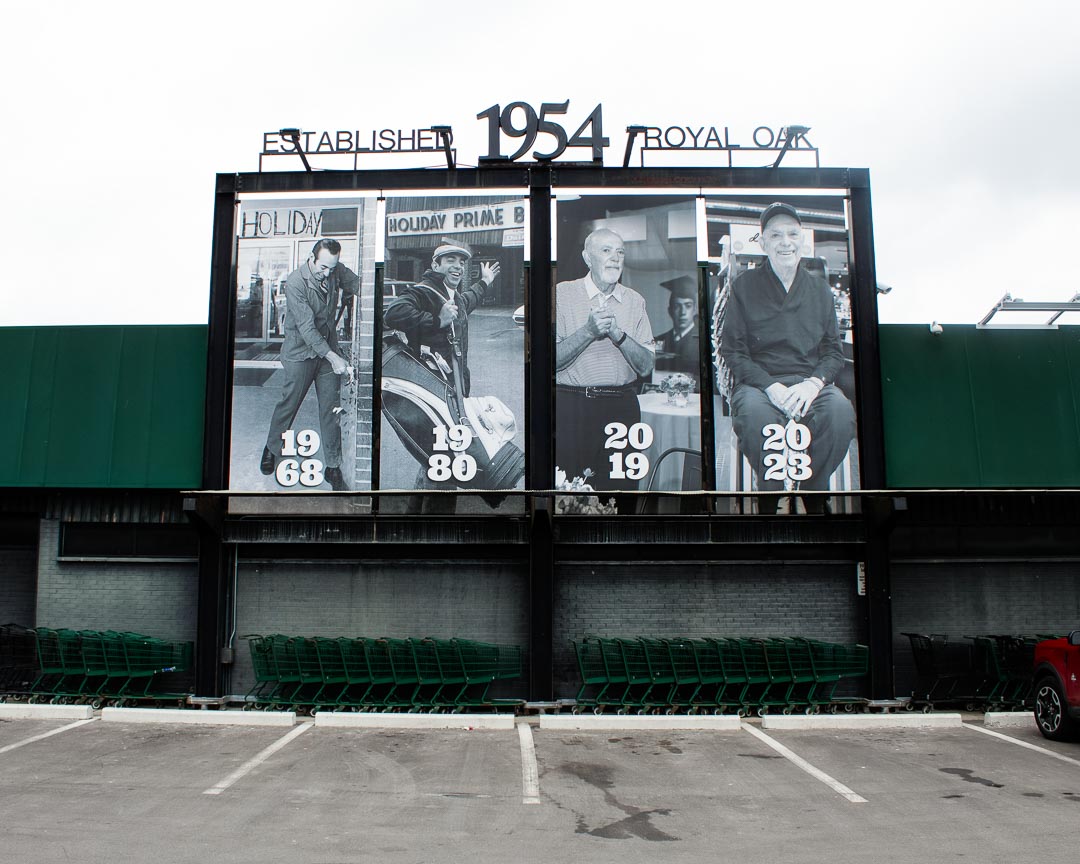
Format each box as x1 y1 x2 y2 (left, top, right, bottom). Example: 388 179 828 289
243 634 523 712
902 632 1061 711
0 623 193 707
574 636 869 715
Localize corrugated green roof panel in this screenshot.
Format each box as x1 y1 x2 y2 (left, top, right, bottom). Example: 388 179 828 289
881 324 1080 488
0 326 206 489
880 325 980 487
0 328 39 481
965 329 1080 486
4 322 1078 491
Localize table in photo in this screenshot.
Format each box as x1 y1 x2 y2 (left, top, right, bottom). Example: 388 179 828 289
636 392 702 491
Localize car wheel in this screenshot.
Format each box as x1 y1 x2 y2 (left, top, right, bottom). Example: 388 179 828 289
1034 676 1075 741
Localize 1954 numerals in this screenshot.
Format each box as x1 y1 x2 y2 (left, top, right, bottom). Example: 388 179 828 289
477 101 608 163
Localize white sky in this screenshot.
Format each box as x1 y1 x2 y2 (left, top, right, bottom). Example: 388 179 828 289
2 0 1077 327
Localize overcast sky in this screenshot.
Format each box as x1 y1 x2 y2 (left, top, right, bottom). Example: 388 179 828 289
2 0 1076 327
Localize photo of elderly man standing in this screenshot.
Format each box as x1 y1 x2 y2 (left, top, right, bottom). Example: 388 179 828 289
555 228 655 491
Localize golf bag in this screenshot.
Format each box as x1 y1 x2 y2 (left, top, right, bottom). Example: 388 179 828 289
380 336 525 489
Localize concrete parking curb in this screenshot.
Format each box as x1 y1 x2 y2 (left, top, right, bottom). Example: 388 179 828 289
539 714 743 731
313 712 516 729
0 703 94 720
983 711 1036 728
761 712 963 730
101 708 297 726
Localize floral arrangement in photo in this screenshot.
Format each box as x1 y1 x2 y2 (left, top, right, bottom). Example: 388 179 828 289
660 373 695 396
554 467 618 515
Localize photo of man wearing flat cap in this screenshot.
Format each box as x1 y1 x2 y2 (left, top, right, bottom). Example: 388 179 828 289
712 197 859 514
379 195 526 509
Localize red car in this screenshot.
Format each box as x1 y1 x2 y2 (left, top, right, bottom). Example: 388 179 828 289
1033 631 1080 740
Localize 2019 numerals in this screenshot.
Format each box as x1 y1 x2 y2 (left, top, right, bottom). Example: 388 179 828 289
605 421 653 479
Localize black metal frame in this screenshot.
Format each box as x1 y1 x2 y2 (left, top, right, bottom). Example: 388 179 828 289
198 165 889 700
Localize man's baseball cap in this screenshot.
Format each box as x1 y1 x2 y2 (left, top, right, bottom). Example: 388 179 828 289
660 275 697 301
759 202 801 231
433 242 473 261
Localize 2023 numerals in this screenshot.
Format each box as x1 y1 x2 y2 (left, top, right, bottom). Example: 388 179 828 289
760 421 813 483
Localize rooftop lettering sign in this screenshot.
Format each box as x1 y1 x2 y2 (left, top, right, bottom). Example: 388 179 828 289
259 103 818 170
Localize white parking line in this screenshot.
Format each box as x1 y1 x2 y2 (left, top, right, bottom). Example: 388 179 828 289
516 720 540 805
963 722 1080 768
741 722 867 804
203 723 311 795
0 718 97 755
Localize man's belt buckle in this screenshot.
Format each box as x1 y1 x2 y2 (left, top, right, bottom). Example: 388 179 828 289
585 385 624 398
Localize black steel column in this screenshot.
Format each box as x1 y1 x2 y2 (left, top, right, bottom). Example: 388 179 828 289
527 167 553 490
203 175 239 492
848 175 885 490
864 496 895 698
848 176 893 698
529 496 554 700
527 168 555 700
193 175 238 697
190 498 229 697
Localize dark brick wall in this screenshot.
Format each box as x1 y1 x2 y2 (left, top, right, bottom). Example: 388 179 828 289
229 559 529 695
553 561 864 699
0 548 37 626
35 520 198 644
891 560 1080 696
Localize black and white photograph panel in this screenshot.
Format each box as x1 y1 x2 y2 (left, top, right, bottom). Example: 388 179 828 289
229 198 378 493
555 194 701 496
706 195 859 514
378 195 526 508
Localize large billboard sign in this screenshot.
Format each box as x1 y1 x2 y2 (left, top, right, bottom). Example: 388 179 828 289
211 151 878 512
554 194 701 494
379 195 526 506
229 197 377 493
706 195 859 513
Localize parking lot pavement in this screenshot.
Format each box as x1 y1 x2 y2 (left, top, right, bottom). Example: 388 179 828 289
0 717 80 749
1 715 1079 864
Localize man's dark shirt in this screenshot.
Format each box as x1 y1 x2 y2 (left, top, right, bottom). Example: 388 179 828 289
720 261 844 391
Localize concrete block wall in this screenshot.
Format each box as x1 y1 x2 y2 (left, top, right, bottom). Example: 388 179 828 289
891 560 1080 696
228 559 529 695
553 561 864 699
35 520 198 644
0 548 37 626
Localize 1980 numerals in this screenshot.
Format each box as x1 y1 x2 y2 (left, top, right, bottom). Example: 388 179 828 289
428 424 478 482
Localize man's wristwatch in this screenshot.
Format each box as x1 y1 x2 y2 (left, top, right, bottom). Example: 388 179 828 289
613 331 628 347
